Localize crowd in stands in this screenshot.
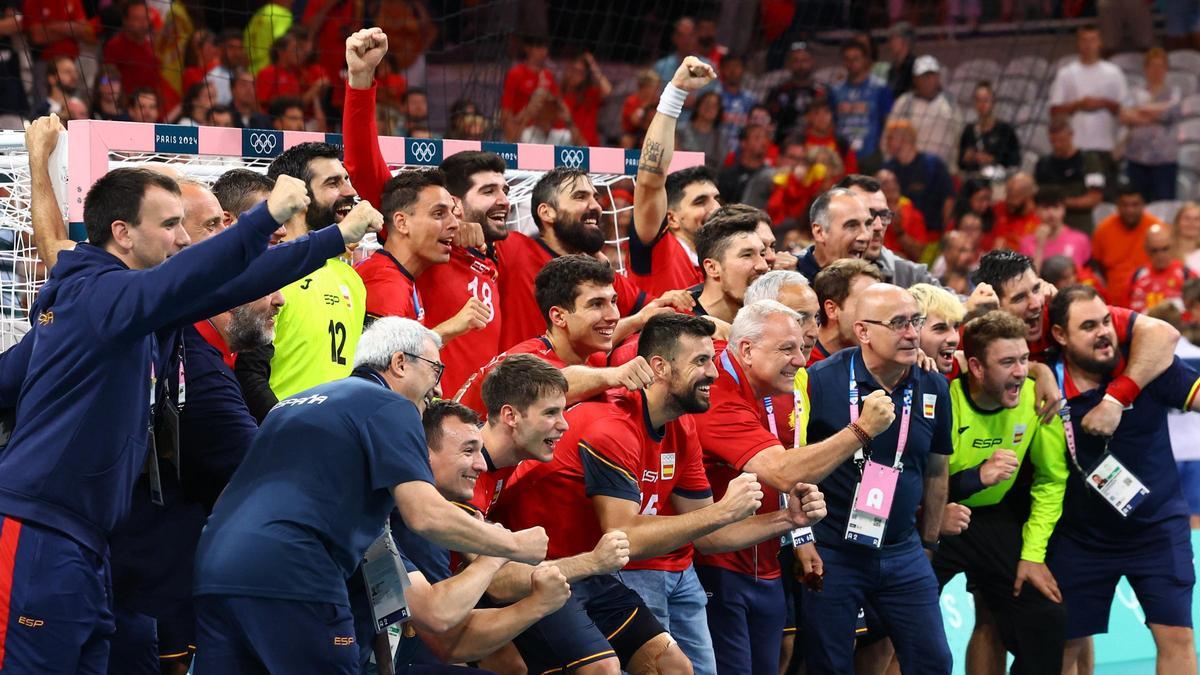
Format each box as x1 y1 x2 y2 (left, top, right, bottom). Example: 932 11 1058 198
3 5 1200 675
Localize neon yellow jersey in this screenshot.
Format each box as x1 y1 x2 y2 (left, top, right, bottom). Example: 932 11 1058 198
270 258 365 400
948 377 1069 562
244 3 293 75
791 368 810 446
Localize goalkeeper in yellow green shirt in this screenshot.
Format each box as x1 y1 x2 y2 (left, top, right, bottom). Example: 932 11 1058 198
933 310 1070 675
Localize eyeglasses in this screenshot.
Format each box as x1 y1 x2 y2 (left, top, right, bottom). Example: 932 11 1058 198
861 315 926 332
404 352 445 385
870 208 894 225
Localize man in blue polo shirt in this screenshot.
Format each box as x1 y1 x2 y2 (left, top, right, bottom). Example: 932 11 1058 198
1047 285 1200 674
801 283 953 675
192 318 549 675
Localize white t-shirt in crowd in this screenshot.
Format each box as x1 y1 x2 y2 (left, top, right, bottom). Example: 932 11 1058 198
1049 59 1128 153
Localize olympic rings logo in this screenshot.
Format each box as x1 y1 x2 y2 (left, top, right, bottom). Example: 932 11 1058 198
250 132 277 154
559 148 585 167
410 141 438 163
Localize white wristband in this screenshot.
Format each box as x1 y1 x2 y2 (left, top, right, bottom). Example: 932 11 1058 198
656 83 688 119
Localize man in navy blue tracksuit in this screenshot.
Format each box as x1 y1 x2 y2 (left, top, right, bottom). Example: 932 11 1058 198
0 167 381 673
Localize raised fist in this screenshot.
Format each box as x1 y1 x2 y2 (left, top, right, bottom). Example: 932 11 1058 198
346 27 389 84
858 390 896 438
786 483 827 527
980 449 1018 486
25 114 64 165
267 174 311 225
672 55 717 92
337 199 384 245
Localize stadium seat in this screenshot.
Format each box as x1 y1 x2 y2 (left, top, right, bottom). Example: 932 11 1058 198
1182 93 1200 119
1023 122 1050 156
1179 173 1197 201
1180 119 1200 144
1109 52 1145 76
994 78 1040 104
813 65 846 86
954 58 1001 86
1169 50 1200 74
1167 71 1199 99
1093 202 1117 225
1147 200 1184 224
945 78 977 107
1178 145 1200 176
1003 56 1051 81
1020 150 1039 174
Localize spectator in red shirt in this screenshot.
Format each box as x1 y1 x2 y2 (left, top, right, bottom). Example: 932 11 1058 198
501 35 558 141
1128 224 1195 313
102 1 165 113
255 31 302 105
949 178 998 249
621 69 660 148
181 29 220 97
561 52 612 146
23 0 94 62
804 96 858 177
992 172 1040 249
877 167 928 259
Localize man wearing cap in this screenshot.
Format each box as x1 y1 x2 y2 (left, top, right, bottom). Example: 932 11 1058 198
765 41 825 142
886 55 963 170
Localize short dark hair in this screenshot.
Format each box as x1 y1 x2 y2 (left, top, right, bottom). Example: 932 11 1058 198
812 258 883 325
1034 187 1064 207
695 205 765 273
206 104 234 124
974 250 1034 301
534 254 614 324
83 168 181 247
219 27 242 44
122 0 148 18
381 169 447 221
637 313 716 361
212 169 275 219
268 95 304 121
1116 183 1145 201
403 87 427 103
131 86 158 104
481 353 568 419
840 39 867 56
266 141 342 186
836 174 881 193
665 166 717 211
962 310 1028 363
1048 284 1102 330
1040 255 1076 286
530 167 589 231
441 151 507 199
422 399 480 450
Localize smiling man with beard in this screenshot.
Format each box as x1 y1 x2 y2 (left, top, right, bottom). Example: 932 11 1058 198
974 250 1181 438
261 141 371 401
495 166 660 351
935 310 1069 675
1045 285 1200 674
491 313 821 674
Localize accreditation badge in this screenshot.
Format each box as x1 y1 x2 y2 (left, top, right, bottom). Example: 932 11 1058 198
362 523 413 632
1086 453 1150 517
845 460 900 549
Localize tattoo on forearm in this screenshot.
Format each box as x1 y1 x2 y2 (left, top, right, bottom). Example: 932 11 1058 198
642 140 665 168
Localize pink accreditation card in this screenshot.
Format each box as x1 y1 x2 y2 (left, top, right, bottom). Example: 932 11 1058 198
852 460 900 518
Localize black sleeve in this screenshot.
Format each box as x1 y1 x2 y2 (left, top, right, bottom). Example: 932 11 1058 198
998 123 1022 168
958 126 976 171
949 464 986 502
626 218 663 276
233 344 278 424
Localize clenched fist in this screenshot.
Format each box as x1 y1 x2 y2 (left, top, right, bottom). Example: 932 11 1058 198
980 449 1018 486
442 296 491 338
511 526 549 565
786 483 827 527
529 564 571 614
718 472 764 524
267 174 311 225
337 199 384 245
25 114 63 167
940 502 971 536
858 390 897 437
591 530 631 574
672 55 716 92
608 356 655 391
346 27 388 89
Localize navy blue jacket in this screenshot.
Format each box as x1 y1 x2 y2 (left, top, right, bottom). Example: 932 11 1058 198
0 201 345 555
